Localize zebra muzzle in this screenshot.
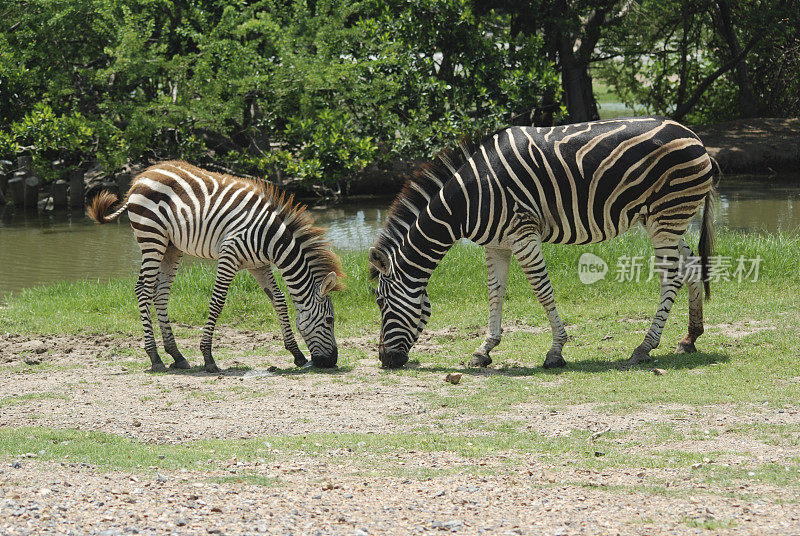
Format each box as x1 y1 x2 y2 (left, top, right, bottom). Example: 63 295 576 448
379 347 408 369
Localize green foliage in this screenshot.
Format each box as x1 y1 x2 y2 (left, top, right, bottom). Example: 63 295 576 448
279 110 379 191
1 0 792 187
0 0 557 190
598 0 799 123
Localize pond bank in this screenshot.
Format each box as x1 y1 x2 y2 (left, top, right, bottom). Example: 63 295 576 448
694 117 800 175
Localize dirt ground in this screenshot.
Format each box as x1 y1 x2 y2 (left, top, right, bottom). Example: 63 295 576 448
1 329 799 536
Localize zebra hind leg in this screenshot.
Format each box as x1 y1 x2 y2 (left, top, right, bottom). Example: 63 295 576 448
470 247 512 367
154 245 189 369
628 243 683 365
248 266 308 367
134 242 168 371
511 237 568 369
200 250 241 373
675 238 704 354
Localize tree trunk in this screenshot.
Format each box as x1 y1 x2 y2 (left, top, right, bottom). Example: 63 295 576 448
714 0 758 117
553 1 607 124
560 54 600 123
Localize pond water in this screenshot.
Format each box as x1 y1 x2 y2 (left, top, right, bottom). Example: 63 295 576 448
0 174 797 297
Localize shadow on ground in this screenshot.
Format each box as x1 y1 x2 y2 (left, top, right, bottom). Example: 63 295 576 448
404 351 729 377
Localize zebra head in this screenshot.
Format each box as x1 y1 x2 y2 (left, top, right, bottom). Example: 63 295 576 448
369 247 431 368
295 271 339 368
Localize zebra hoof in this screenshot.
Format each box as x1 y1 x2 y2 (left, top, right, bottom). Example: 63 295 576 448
468 352 492 368
675 340 697 354
627 347 652 365
149 362 167 373
204 362 221 373
170 358 190 370
292 351 308 367
543 351 566 369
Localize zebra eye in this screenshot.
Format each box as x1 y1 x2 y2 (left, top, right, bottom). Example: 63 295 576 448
324 315 334 325
376 296 385 307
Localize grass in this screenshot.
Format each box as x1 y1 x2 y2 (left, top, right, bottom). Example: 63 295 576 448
0 229 798 506
2 229 797 337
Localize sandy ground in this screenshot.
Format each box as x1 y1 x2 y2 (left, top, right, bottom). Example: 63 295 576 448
1 329 799 535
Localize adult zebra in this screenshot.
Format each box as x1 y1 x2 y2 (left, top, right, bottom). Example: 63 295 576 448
369 117 715 369
88 161 343 372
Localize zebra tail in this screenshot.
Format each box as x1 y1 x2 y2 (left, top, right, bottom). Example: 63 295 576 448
86 190 128 224
698 188 715 300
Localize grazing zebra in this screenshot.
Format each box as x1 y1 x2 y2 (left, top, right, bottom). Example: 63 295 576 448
369 117 715 369
88 161 343 372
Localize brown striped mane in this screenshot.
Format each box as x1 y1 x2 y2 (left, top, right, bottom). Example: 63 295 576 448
369 134 490 280
145 161 345 290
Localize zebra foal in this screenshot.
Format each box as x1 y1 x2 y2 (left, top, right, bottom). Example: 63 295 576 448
369 117 715 368
88 161 343 372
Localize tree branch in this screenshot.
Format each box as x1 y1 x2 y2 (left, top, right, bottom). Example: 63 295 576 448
671 35 760 121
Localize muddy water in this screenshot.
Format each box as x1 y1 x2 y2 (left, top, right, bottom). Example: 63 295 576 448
0 175 797 297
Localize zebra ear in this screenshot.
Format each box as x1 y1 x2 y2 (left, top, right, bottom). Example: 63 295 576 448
319 271 338 298
368 247 392 277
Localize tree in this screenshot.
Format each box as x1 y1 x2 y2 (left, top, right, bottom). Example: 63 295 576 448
598 0 798 123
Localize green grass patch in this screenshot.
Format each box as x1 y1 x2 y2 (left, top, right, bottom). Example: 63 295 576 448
0 391 69 407
207 473 281 487
683 517 738 530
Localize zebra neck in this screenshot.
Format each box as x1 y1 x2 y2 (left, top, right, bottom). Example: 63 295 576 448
264 222 317 304
394 194 463 285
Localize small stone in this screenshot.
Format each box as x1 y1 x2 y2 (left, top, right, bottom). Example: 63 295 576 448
157 455 165 460
652 368 667 376
691 462 703 469
10 462 21 469
157 474 168 483
354 530 370 536
445 373 462 385
322 481 335 490
175 519 187 527
132 420 142 428
444 520 463 531
594 451 605 457
37 488 52 496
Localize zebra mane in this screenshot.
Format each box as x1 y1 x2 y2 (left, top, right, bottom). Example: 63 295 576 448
262 183 346 292
369 135 486 280
159 161 345 290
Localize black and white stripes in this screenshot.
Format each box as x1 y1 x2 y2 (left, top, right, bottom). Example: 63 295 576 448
370 117 715 368
88 161 343 372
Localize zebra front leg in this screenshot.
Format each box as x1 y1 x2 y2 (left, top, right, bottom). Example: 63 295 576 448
135 243 168 371
628 245 683 365
511 237 568 369
200 253 241 373
248 266 307 367
675 238 704 354
469 247 512 367
154 245 189 369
